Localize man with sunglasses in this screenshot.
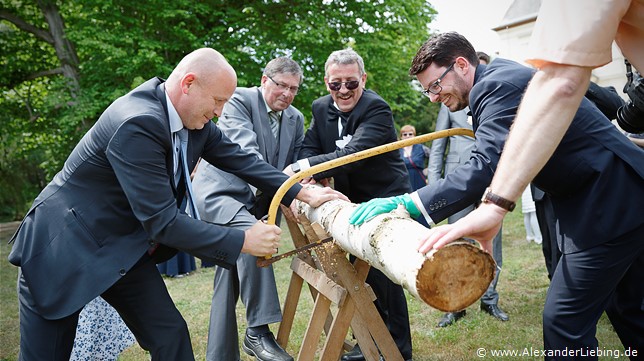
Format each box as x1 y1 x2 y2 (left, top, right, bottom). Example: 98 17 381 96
285 48 413 361
192 57 306 361
350 32 644 358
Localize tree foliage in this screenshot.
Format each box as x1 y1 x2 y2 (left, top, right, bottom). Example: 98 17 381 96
0 0 439 220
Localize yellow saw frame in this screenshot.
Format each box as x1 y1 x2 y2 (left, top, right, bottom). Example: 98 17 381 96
260 127 475 263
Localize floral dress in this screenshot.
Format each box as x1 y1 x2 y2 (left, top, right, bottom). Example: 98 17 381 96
70 296 136 361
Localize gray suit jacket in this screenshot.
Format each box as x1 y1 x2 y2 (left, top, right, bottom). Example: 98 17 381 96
192 87 305 224
427 104 475 184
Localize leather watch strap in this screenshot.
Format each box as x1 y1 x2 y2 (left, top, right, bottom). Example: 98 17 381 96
481 187 516 212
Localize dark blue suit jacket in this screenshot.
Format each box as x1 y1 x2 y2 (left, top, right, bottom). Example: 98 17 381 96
417 59 644 253
8 77 301 319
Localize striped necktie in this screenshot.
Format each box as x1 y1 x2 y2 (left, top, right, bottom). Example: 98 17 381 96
269 111 280 139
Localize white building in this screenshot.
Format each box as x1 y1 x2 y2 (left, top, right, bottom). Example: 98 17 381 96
492 0 629 100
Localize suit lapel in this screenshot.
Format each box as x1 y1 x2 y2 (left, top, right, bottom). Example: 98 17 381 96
155 82 180 198
253 89 277 165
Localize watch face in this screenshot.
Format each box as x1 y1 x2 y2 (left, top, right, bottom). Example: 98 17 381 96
482 188 492 203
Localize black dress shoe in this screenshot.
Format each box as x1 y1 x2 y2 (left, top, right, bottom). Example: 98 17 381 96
480 303 509 321
378 355 414 361
242 331 294 361
437 310 466 327
341 344 413 361
341 344 365 361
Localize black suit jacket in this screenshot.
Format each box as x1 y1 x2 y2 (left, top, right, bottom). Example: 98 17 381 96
300 89 410 202
417 59 644 253
8 77 301 319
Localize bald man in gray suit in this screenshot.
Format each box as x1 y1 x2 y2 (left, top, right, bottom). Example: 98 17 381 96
192 57 304 361
428 104 508 327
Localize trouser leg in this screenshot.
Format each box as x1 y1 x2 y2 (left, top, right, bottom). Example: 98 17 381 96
239 252 282 328
536 197 559 280
206 265 241 361
17 270 80 361
481 228 502 306
528 213 542 243
543 224 644 360
524 213 535 240
365 266 413 359
102 254 194 361
206 210 282 361
605 245 644 353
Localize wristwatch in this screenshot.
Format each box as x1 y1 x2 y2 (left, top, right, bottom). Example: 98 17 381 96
481 187 516 212
290 162 301 173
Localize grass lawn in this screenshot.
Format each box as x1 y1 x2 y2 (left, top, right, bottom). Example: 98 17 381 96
0 208 627 360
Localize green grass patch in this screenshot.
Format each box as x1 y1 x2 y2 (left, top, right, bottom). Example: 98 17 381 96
0 208 626 360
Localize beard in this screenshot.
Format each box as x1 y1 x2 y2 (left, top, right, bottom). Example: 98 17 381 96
444 76 469 112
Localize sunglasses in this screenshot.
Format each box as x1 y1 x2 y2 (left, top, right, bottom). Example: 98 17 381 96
328 80 360 91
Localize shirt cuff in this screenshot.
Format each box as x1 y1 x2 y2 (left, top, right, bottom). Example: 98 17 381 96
297 159 311 172
410 191 436 226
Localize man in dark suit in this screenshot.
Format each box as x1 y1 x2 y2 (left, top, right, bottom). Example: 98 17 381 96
8 48 346 361
428 104 507 327
536 82 625 281
351 32 644 357
285 48 413 361
192 57 305 361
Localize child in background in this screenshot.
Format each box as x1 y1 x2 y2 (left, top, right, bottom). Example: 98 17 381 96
521 185 542 244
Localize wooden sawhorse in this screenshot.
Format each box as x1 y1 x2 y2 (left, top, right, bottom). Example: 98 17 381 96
275 206 404 361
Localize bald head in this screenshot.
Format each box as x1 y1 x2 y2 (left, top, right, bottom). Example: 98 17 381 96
166 48 237 129
167 48 235 87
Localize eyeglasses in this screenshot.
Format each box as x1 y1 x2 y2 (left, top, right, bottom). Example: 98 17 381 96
401 132 415 137
422 62 455 97
327 80 360 91
267 75 299 95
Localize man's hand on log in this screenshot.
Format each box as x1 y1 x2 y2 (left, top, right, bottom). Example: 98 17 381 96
349 194 420 225
417 203 504 254
295 185 349 208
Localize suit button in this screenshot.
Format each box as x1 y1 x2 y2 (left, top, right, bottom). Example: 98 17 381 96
119 269 126 276
149 240 155 246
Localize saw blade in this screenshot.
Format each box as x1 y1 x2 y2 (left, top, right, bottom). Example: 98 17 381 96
256 236 334 267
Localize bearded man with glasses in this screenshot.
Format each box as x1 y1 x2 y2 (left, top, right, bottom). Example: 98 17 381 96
285 48 413 361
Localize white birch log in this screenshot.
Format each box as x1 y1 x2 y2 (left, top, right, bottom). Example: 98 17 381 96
294 198 496 312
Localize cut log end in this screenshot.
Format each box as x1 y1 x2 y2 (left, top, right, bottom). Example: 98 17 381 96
416 241 496 312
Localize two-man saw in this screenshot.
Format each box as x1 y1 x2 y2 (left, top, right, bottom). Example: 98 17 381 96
256 128 475 268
